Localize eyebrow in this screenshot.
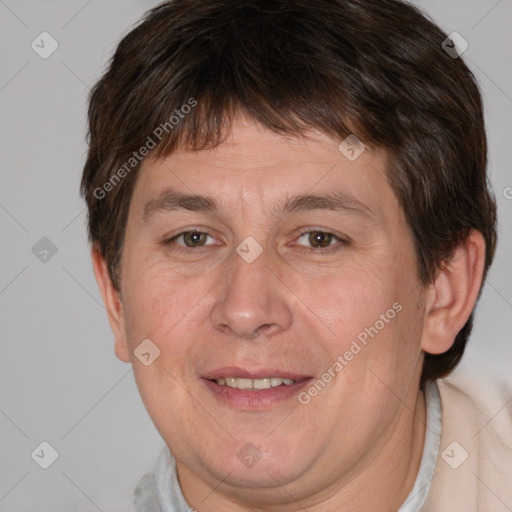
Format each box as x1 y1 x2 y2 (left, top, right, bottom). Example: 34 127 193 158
143 190 217 222
142 188 375 222
279 192 374 218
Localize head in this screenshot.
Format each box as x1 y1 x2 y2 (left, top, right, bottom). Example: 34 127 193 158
81 0 497 504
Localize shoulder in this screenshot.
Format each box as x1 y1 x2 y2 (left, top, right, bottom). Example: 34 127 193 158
133 445 191 512
134 471 162 512
424 371 512 511
437 371 512 442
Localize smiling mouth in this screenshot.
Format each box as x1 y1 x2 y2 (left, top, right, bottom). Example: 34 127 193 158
201 368 313 409
212 377 299 390
202 375 313 410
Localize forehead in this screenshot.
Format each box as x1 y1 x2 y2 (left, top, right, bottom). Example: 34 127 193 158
131 117 400 223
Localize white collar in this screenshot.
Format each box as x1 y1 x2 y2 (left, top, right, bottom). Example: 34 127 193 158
398 380 442 511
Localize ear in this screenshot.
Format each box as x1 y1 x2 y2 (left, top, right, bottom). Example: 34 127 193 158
421 231 486 355
91 247 131 363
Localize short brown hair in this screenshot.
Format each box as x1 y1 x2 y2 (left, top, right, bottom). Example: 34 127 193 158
80 0 497 385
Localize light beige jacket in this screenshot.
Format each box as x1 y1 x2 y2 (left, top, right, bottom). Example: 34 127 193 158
424 373 512 511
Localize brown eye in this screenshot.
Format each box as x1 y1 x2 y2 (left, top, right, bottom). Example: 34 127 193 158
179 231 211 247
308 231 333 248
296 231 336 248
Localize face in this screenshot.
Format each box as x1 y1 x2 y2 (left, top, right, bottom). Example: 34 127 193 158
113 118 427 501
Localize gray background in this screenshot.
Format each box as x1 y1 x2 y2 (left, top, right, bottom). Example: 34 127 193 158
0 1 511 510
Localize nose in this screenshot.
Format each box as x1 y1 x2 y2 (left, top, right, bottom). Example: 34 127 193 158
210 246 293 340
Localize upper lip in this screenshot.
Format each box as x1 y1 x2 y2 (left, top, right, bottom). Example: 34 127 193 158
202 367 312 381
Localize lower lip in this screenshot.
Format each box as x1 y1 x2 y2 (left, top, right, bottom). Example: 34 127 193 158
202 378 313 410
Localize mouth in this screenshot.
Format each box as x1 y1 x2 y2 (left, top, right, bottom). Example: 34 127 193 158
201 367 313 410
214 376 298 389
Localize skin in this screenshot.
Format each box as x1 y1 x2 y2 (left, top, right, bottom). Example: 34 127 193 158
93 116 485 511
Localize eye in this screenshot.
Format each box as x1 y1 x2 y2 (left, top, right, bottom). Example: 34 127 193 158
295 230 346 249
171 231 216 248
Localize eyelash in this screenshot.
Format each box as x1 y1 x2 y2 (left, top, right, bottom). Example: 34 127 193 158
163 228 349 255
294 229 349 253
164 231 218 254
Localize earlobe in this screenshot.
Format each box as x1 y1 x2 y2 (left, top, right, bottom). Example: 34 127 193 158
91 247 131 363
421 231 486 355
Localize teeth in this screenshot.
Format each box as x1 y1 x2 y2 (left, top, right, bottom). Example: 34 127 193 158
254 378 271 390
215 377 297 389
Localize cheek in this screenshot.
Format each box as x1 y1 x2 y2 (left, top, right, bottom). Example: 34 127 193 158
122 257 209 341
293 261 399 341
295 256 419 380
